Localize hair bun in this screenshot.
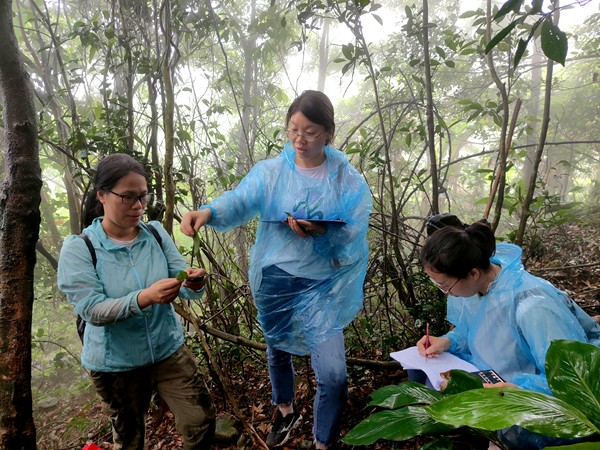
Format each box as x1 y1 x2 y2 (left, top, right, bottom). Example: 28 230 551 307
426 213 466 236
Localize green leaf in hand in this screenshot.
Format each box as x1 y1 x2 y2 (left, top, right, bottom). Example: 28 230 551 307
176 270 188 281
192 234 201 263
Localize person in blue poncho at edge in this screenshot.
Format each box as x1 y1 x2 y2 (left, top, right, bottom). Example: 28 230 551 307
181 90 372 449
414 214 600 450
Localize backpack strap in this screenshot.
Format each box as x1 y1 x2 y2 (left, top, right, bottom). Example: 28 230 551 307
146 223 163 247
79 233 97 268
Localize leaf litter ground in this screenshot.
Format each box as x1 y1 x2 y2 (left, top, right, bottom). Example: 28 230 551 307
35 218 600 449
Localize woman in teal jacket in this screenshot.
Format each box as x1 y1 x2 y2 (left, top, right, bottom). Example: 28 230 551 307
181 90 371 449
58 154 215 449
417 216 600 449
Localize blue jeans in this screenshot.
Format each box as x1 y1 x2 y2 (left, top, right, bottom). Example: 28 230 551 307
497 425 590 449
268 332 348 447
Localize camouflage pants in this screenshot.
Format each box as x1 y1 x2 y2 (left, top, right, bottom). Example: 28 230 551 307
91 345 215 450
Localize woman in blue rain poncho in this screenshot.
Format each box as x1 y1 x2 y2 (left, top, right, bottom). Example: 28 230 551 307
416 215 600 449
181 90 371 449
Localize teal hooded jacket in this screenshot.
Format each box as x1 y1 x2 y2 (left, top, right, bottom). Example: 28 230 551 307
57 219 202 372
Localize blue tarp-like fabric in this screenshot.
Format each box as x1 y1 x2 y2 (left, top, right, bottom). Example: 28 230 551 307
444 242 600 394
203 143 371 355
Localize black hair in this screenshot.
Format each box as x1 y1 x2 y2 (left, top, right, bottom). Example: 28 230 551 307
81 153 148 229
426 213 467 236
420 220 496 278
285 90 335 145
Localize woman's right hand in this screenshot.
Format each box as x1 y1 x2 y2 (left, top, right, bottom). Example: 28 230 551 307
137 278 183 308
417 335 451 358
180 209 212 237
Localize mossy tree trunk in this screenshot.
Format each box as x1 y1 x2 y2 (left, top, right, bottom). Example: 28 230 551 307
0 0 41 448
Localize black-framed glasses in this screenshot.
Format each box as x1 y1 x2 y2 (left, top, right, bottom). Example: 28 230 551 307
429 276 460 294
108 190 152 205
286 129 324 142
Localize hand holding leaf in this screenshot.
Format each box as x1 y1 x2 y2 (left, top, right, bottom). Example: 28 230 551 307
176 270 188 281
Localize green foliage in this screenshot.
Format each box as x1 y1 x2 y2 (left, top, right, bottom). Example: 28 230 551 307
540 17 568 66
343 377 471 446
19 0 600 440
486 0 572 68
345 406 456 445
546 340 600 431
344 340 600 447
428 389 595 439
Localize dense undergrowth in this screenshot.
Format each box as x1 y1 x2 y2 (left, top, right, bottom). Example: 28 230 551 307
32 214 600 449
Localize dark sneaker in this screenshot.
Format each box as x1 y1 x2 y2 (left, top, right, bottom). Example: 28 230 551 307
265 409 302 447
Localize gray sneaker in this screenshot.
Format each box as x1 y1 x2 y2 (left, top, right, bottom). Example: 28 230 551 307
265 409 302 447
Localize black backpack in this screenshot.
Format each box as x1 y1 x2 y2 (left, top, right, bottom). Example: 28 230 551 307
76 224 162 343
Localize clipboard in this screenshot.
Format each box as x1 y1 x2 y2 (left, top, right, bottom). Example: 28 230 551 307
390 347 506 390
260 218 346 224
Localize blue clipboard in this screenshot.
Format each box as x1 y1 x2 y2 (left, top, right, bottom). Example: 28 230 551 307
260 218 346 225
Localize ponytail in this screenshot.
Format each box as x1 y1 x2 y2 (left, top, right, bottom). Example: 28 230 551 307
81 188 103 230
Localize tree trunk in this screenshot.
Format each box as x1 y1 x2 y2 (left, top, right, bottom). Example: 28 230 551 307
0 0 41 447
161 0 176 235
523 41 543 185
483 0 511 231
516 11 558 245
422 0 439 215
317 20 330 92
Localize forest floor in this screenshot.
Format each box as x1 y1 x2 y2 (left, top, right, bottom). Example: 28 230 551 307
34 216 600 450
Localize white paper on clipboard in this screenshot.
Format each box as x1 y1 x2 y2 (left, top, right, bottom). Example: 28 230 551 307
390 346 480 391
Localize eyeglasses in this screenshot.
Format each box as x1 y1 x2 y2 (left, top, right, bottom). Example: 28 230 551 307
286 129 324 142
429 276 460 294
108 190 152 205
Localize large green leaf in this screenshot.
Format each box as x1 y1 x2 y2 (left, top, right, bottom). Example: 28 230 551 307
421 436 456 449
427 388 598 439
545 443 600 450
493 0 524 21
485 19 520 54
513 36 531 69
368 382 443 409
441 370 483 395
342 406 456 446
546 340 600 430
541 17 568 66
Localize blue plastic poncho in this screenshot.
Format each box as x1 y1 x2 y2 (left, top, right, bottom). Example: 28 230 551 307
443 242 600 394
203 142 372 355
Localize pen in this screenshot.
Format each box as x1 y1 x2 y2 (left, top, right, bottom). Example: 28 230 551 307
424 322 431 359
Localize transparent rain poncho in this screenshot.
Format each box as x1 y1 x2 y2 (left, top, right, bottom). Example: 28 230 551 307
444 242 600 394
203 143 372 355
